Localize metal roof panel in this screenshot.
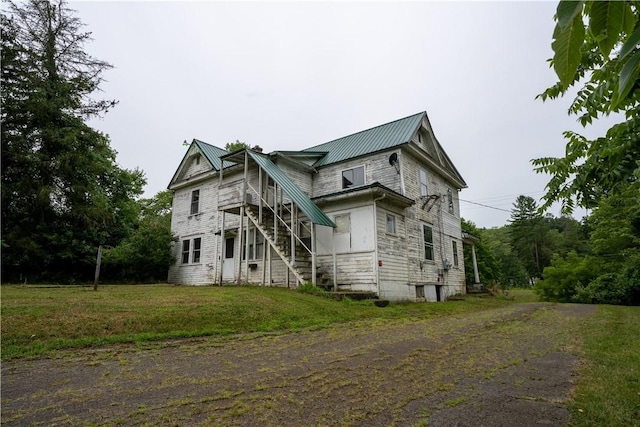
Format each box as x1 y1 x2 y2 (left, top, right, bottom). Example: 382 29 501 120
304 112 425 167
247 151 335 227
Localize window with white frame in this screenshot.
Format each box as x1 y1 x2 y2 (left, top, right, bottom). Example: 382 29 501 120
386 213 396 234
422 224 434 261
342 166 365 189
190 189 200 214
244 228 265 260
192 237 201 263
419 169 428 196
181 240 190 264
447 188 454 214
452 240 459 266
181 237 203 264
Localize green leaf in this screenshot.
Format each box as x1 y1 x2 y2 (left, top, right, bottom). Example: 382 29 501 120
588 1 625 58
613 50 640 108
553 13 586 87
557 0 585 28
619 26 640 60
623 2 638 37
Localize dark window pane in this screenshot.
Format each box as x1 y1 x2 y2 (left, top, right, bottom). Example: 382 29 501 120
193 238 201 263
182 240 190 264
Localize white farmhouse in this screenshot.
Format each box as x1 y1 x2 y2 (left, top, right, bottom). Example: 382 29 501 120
168 112 469 301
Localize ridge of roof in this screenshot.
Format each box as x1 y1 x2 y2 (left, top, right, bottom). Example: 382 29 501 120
303 111 425 167
193 139 229 171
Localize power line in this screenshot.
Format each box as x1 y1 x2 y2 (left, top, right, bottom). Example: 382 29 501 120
457 198 512 213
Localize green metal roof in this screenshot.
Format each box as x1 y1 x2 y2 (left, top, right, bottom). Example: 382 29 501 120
303 112 425 167
247 151 335 227
193 139 229 170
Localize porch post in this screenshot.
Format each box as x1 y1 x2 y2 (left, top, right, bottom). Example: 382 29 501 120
471 244 480 284
273 182 278 244
332 226 337 292
311 223 317 286
258 168 263 223
291 203 296 264
219 210 225 284
244 216 249 282
237 207 244 285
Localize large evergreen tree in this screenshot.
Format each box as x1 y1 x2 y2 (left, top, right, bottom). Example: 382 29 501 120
1 0 145 282
508 196 556 282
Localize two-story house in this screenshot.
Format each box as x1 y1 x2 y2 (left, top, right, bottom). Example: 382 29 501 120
167 111 468 301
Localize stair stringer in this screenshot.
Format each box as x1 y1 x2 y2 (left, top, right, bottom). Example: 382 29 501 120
245 208 307 286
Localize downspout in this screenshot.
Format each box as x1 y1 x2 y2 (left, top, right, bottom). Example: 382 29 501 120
372 193 386 297
398 151 406 196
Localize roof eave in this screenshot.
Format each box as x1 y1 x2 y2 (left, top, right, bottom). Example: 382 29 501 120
312 182 415 208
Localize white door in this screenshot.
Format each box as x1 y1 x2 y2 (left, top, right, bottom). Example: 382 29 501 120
222 237 235 281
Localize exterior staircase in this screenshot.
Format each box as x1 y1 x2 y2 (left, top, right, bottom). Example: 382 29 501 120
245 205 313 286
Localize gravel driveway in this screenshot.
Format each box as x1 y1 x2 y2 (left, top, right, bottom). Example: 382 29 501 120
2 302 595 426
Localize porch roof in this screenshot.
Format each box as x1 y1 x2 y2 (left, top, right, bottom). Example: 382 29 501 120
247 151 336 228
312 182 415 208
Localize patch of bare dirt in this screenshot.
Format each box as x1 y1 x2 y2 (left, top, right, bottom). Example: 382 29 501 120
1 303 596 426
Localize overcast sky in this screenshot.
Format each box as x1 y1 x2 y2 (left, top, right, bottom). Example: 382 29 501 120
73 0 617 228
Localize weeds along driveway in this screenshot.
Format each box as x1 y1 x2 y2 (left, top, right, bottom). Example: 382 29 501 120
2 302 595 427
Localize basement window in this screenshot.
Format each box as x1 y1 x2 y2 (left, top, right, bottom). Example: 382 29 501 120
342 166 365 189
416 285 425 299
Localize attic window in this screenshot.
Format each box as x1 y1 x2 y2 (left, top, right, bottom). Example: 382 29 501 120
195 154 200 165
342 166 364 189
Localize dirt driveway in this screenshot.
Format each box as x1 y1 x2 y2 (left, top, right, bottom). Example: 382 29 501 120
2 302 595 426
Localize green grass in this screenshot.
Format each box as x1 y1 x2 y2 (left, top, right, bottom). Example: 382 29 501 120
569 305 640 427
1 284 511 360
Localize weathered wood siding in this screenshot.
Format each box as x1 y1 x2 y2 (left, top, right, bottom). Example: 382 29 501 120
168 180 220 285
375 203 412 300
312 150 402 197
399 149 466 299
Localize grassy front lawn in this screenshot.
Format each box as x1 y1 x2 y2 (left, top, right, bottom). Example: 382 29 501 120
569 305 640 426
1 284 511 360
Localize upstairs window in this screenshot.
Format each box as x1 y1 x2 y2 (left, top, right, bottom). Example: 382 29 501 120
342 166 364 189
190 189 200 214
419 169 428 196
447 188 454 214
422 224 434 261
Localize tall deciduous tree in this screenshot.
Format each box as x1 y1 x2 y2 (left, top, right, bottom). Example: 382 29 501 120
533 0 639 213
461 219 501 286
1 0 145 282
103 191 176 283
225 140 250 152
